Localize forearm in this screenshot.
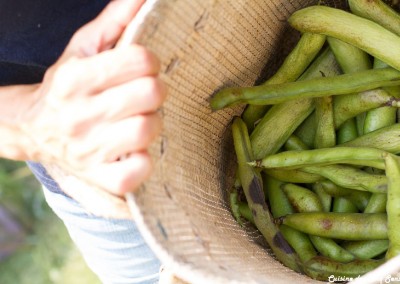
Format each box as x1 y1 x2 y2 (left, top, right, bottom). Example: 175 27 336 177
0 84 39 161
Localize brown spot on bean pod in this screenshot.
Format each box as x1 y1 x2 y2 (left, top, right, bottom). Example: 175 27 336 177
248 177 267 209
321 218 333 230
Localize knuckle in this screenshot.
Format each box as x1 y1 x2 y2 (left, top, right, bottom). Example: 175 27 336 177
133 46 161 74
68 31 83 50
115 154 153 194
67 24 99 57
51 59 82 92
139 114 162 141
135 117 153 143
69 25 88 46
136 152 154 180
55 59 78 78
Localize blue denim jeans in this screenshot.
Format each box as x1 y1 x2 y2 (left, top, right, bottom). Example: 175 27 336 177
28 162 161 284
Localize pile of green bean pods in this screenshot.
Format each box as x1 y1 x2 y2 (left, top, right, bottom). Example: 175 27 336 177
211 1 400 281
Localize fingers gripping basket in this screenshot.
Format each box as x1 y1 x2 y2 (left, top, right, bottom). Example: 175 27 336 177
125 0 400 283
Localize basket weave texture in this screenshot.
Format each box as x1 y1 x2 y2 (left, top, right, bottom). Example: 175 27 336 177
121 0 400 283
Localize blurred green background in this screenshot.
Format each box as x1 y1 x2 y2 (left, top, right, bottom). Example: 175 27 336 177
0 159 100 284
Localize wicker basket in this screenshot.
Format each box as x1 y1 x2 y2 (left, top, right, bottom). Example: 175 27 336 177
121 0 400 283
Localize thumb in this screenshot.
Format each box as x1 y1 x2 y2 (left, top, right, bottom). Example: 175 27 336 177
63 0 145 58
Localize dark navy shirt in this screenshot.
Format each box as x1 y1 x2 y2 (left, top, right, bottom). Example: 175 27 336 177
0 0 109 85
0 0 109 192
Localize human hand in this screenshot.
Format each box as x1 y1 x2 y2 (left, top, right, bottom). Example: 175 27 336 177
20 0 166 196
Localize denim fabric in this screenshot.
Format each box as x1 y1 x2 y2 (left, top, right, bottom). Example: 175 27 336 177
2 1 162 283
42 185 161 284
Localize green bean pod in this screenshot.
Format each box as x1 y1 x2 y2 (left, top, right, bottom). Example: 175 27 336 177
303 165 388 193
271 135 321 185
264 33 327 83
297 47 341 80
232 117 302 272
319 180 357 197
229 186 243 226
364 193 387 213
234 48 340 160
356 112 367 136
332 197 359 213
264 175 294 218
264 168 323 184
284 134 310 151
364 58 397 135
251 147 386 170
384 153 400 259
278 212 388 240
337 118 358 144
364 106 397 134
327 36 372 73
303 256 385 281
238 202 254 224
320 181 371 211
374 58 400 98
314 96 336 148
250 98 314 159
342 240 389 260
264 175 317 264
309 236 356 263
282 183 355 262
282 135 331 185
242 33 326 131
341 123 400 154
280 225 317 263
293 48 341 148
349 0 400 36
293 112 316 149
248 48 341 159
312 183 332 212
327 35 374 137
333 88 398 129
213 50 339 110
282 183 322 213
210 68 400 110
288 5 400 70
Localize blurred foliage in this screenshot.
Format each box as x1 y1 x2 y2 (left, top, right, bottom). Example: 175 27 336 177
0 159 99 284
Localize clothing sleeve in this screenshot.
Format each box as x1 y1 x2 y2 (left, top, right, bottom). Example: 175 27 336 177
40 178 161 284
